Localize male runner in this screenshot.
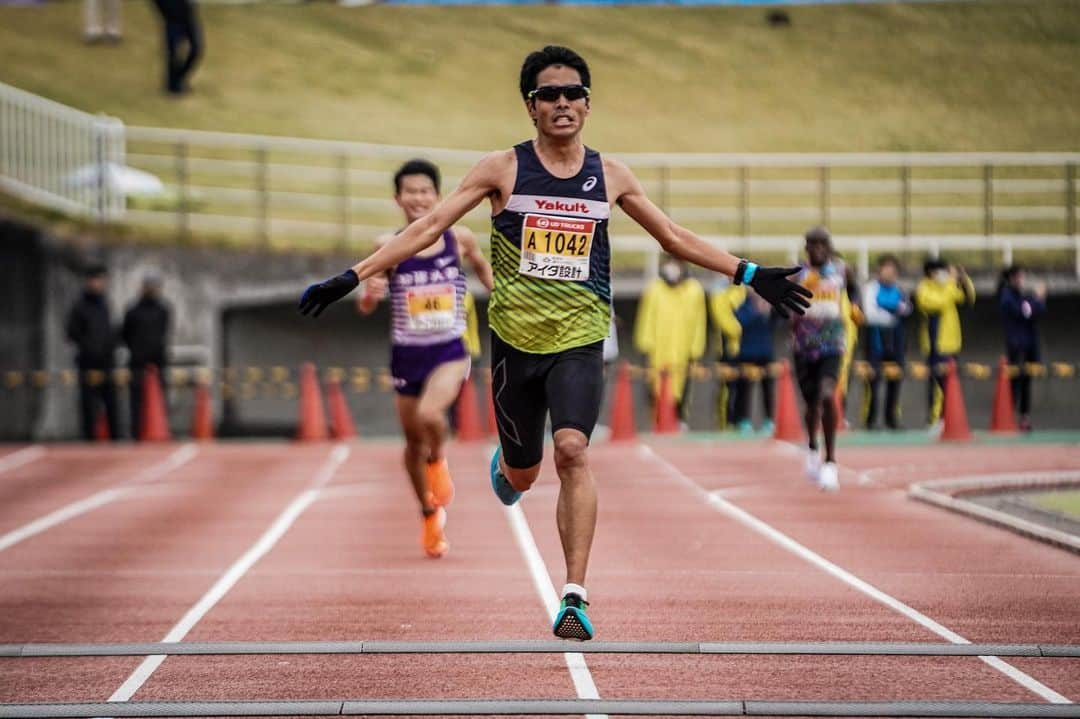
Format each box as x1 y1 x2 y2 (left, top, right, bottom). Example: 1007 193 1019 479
300 46 810 639
790 226 859 492
356 159 494 559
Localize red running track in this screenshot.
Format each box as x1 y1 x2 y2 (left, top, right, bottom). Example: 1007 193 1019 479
0 438 1078 714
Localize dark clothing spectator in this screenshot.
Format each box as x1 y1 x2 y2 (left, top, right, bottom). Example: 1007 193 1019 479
998 282 1045 429
152 0 202 95
123 292 171 441
862 278 911 430
66 288 119 440
731 293 775 432
999 286 1044 353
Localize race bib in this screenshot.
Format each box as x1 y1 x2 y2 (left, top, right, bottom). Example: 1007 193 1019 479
406 284 456 332
802 272 843 320
519 214 594 282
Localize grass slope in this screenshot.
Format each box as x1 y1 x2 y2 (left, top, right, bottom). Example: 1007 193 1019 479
1 0 1078 152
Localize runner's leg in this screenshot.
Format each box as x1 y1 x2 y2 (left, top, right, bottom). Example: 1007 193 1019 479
395 395 436 513
417 358 469 463
546 341 603 588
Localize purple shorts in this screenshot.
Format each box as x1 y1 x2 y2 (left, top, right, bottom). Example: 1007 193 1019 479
390 338 468 397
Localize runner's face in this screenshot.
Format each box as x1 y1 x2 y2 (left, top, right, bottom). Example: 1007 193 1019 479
878 262 897 284
527 65 590 139
806 237 830 266
395 174 439 223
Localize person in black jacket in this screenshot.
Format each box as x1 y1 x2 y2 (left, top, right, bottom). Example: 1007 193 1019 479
123 275 172 441
997 264 1046 431
66 265 120 441
151 0 203 95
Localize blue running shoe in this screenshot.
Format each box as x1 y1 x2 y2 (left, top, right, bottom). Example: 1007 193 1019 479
553 593 593 641
490 445 522 506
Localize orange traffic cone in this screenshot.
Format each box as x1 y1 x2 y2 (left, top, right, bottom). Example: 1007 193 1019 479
989 356 1019 434
326 378 357 440
139 365 172 442
454 376 484 442
296 362 329 442
608 361 637 442
190 381 214 441
93 407 110 442
940 359 973 442
484 370 498 439
772 360 804 443
653 367 680 434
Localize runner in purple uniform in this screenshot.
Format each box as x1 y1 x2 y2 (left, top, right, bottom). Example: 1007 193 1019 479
358 159 494 558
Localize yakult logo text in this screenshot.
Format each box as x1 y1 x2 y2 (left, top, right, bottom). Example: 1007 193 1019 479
534 199 589 214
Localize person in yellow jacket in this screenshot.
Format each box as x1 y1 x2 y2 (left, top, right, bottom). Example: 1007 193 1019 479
634 256 707 425
837 288 864 429
708 278 745 429
915 258 976 427
462 290 481 360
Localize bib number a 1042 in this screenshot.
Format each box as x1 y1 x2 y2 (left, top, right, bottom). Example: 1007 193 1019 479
519 214 595 282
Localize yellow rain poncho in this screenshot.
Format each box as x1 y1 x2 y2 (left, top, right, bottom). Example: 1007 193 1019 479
709 284 746 359
634 277 707 402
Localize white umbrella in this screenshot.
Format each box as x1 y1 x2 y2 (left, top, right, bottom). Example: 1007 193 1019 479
66 162 165 197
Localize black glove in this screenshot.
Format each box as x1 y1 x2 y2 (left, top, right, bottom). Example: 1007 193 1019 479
740 263 812 319
298 269 360 317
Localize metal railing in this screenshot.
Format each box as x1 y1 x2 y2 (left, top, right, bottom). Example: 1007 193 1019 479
1 80 1077 275
0 81 125 221
123 125 1080 275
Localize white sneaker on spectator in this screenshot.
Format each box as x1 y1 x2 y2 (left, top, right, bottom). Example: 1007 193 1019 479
818 462 840 492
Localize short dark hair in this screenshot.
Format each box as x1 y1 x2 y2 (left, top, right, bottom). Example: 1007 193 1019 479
877 253 900 269
923 257 946 276
393 159 440 195
804 225 831 244
84 262 108 278
520 46 591 101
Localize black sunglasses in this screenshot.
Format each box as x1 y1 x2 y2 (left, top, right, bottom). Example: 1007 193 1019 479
528 84 591 103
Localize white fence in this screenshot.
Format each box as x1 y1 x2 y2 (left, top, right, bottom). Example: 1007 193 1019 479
1 81 1078 276
0 81 125 221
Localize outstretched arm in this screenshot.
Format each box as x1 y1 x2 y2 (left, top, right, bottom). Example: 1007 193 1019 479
605 158 811 317
300 152 509 317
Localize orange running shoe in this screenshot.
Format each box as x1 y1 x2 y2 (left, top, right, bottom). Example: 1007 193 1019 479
420 507 449 559
426 457 455 507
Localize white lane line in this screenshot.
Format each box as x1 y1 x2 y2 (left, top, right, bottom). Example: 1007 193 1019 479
505 504 605 719
0 444 199 553
108 443 351 703
0 446 46 475
637 443 1072 705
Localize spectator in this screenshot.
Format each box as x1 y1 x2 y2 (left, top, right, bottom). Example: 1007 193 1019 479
862 254 912 430
836 266 863 430
708 276 745 430
151 0 203 95
915 258 975 430
634 256 706 426
123 274 172 440
731 289 775 435
997 264 1046 432
84 0 121 43
66 264 119 441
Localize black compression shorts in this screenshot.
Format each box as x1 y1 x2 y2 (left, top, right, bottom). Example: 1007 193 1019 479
490 331 604 469
794 353 841 405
